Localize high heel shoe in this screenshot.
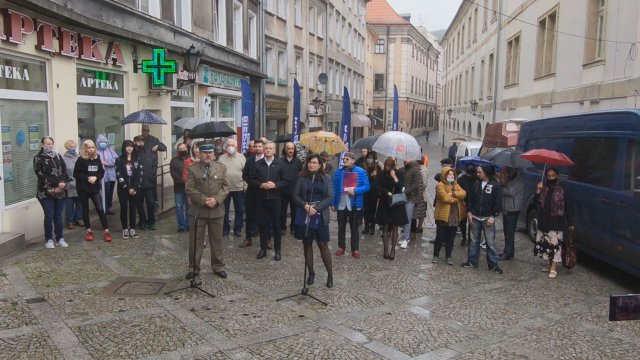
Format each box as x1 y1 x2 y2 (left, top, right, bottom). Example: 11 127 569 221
326 274 333 288
307 271 315 285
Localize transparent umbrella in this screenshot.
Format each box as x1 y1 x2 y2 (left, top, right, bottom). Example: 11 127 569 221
372 131 422 160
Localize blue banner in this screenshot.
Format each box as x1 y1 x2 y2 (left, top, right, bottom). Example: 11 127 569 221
338 87 351 168
240 79 254 154
292 78 301 143
392 84 399 131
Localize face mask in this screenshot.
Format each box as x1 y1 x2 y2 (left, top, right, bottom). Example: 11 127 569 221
547 178 558 185
366 159 373 165
447 176 455 183
43 145 55 156
178 150 188 157
68 147 77 155
99 142 107 150
227 146 237 155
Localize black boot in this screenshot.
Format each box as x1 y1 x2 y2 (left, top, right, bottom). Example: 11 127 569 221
307 271 315 285
361 223 370 235
326 273 333 288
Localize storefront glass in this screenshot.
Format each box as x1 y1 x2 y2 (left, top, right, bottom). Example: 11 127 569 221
170 85 195 155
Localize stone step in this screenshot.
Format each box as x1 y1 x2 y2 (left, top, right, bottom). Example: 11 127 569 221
0 232 26 258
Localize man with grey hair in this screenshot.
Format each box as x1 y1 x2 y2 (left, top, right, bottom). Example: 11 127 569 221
218 138 246 237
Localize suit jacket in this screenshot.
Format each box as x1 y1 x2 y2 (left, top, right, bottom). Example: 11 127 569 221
186 161 230 218
248 157 288 200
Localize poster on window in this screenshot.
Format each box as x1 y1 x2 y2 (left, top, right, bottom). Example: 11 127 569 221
3 153 13 182
2 125 11 153
28 125 40 151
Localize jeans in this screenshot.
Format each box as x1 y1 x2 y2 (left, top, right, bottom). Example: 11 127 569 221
467 218 499 269
65 196 83 224
174 191 189 230
502 211 520 258
224 190 244 234
337 209 362 251
401 201 415 241
39 197 65 242
258 198 281 252
280 194 296 231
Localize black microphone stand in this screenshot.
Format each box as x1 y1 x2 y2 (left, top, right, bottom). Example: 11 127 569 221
277 173 327 306
166 164 215 298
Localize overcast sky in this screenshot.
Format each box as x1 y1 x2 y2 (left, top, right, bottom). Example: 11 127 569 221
386 0 463 31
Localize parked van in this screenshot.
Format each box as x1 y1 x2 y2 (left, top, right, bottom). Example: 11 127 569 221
454 141 482 168
479 119 528 155
517 110 640 277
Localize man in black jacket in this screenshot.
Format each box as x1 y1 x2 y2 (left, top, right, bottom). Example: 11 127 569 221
134 136 156 230
248 141 288 261
240 139 264 247
140 125 166 207
462 164 503 274
280 142 302 234
456 163 477 246
170 143 189 232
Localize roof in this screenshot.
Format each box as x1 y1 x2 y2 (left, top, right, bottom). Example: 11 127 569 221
366 0 410 25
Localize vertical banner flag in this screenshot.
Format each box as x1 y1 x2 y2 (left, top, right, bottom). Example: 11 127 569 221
292 78 301 143
338 87 351 168
392 84 399 131
240 79 254 154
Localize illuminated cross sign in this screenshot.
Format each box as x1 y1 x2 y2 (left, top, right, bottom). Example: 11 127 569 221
141 48 177 86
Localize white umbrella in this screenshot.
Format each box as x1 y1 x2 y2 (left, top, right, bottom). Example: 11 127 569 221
372 131 422 160
173 117 206 129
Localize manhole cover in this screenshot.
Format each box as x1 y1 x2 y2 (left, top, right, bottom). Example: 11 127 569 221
99 277 178 298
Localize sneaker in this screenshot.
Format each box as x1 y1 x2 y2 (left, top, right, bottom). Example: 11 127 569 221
335 248 346 256
44 239 55 249
400 240 408 249
57 238 69 248
489 266 504 274
461 262 477 268
446 257 453 265
432 256 439 263
480 241 487 249
352 250 361 259
122 229 130 239
129 229 140 239
85 230 94 241
104 231 112 242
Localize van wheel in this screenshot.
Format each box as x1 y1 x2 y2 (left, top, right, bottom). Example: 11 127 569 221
527 209 539 243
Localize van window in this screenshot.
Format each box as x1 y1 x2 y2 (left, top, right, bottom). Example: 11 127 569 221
525 137 574 175
625 141 640 193
570 138 619 189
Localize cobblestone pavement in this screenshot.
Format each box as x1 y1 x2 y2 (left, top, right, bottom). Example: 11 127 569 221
1 136 639 359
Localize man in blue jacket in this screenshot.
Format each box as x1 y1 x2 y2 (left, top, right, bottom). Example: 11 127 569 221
332 152 370 259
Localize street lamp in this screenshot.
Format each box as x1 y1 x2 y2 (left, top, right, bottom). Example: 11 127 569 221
311 96 323 114
183 44 202 74
351 99 360 113
470 99 484 119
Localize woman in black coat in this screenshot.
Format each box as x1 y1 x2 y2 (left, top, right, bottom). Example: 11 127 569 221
115 140 143 239
74 140 111 242
375 158 408 260
361 151 381 235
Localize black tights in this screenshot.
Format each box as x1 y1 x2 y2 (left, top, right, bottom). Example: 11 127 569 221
382 224 398 259
303 240 332 277
78 191 108 230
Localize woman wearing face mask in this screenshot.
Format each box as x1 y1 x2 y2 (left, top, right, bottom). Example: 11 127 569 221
375 158 408 260
34 136 70 249
74 140 111 242
361 151 380 235
534 167 573 279
115 140 143 239
96 134 118 215
62 139 83 230
433 167 467 265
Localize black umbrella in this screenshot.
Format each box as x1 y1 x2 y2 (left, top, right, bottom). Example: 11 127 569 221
121 110 168 125
350 135 378 151
190 121 236 139
275 134 293 143
482 148 533 168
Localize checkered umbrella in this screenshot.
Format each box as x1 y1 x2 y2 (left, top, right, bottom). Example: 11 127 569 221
121 110 168 125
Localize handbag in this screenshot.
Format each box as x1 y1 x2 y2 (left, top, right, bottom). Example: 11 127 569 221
562 228 577 269
46 186 66 199
390 192 407 207
294 207 322 229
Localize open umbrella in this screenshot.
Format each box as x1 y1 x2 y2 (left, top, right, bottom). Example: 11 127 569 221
173 117 206 129
275 134 293 144
121 110 168 125
520 148 574 180
299 131 347 155
450 137 466 144
372 131 422 160
482 148 533 168
457 156 493 168
190 121 236 139
350 135 378 151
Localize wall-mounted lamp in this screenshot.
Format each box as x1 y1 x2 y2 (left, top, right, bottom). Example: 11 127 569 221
311 96 324 114
351 99 360 113
470 100 484 119
447 107 453 118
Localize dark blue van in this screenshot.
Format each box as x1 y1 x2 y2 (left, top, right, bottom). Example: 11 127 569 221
518 110 640 277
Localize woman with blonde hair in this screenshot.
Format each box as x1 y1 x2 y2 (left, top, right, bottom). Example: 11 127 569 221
73 139 111 242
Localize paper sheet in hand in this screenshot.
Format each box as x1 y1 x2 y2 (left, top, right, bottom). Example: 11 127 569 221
342 172 357 192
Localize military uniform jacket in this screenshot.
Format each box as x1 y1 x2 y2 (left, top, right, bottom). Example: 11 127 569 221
186 161 230 218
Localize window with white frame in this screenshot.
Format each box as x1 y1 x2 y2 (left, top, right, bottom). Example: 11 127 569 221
375 39 385 54
174 0 192 31
492 0 498 22
309 7 316 34
249 11 257 58
479 57 485 99
277 0 287 18
473 7 478 42
308 60 314 88
470 65 475 100
505 33 521 86
295 55 303 85
488 52 494 97
216 0 227 45
266 47 274 81
535 7 558 78
265 0 275 14
295 0 302 26
233 1 243 52
585 0 606 62
278 51 287 85
483 0 488 29
318 12 324 38
137 0 160 17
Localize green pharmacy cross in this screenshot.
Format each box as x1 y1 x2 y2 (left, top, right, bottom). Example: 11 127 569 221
141 48 177 86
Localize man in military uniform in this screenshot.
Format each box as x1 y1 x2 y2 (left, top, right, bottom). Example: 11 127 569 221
185 143 230 281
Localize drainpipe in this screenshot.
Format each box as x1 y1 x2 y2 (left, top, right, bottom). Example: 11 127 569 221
491 0 503 123
383 24 390 131
324 1 329 131
259 0 266 136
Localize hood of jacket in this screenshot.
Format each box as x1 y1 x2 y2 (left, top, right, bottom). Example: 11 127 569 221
440 166 458 184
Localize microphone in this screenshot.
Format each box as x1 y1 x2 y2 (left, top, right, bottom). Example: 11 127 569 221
202 164 210 180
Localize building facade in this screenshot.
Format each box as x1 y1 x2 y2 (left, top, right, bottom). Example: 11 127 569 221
0 0 263 242
441 0 640 144
366 0 439 136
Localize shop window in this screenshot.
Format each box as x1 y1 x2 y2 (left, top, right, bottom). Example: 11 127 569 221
77 103 124 151
218 98 235 119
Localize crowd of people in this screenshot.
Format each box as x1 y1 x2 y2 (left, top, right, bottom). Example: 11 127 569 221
34 129 571 285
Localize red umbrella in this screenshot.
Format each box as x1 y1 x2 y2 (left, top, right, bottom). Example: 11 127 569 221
520 149 574 166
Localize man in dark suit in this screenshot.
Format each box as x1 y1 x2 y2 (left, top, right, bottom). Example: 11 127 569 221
240 139 264 248
248 141 288 261
280 142 303 234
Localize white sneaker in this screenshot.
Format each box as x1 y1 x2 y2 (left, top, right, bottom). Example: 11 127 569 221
44 239 55 249
129 229 139 239
57 238 69 248
480 241 487 249
122 229 130 239
400 240 408 249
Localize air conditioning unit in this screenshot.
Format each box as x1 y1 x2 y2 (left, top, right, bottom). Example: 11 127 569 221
148 73 177 93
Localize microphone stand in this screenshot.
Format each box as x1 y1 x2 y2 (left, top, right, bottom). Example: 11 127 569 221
277 173 327 306
166 163 215 298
